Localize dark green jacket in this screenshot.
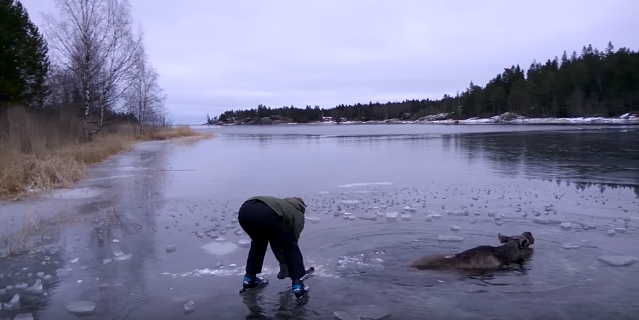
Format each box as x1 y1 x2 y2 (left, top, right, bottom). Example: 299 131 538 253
247 196 306 269
246 196 306 240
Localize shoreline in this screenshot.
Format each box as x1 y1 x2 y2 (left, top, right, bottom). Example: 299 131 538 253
0 126 213 202
205 113 638 127
0 138 171 256
206 119 639 126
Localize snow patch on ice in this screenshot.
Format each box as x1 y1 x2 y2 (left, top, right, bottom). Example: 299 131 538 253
201 241 238 256
44 187 103 199
338 182 393 188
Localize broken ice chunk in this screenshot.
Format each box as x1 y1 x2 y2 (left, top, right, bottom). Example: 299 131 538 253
70 257 79 263
236 239 251 248
358 214 377 221
597 255 638 267
447 210 469 216
113 250 132 261
401 214 412 221
450 225 460 231
385 212 398 221
9 294 20 307
165 244 177 253
560 222 573 230
437 235 464 242
56 268 73 277
26 279 43 293
184 300 195 313
66 301 96 316
607 229 616 236
403 206 417 213
15 283 28 289
305 217 321 224
14 313 33 320
112 239 120 243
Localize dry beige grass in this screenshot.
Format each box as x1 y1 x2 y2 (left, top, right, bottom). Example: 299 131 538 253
0 107 211 200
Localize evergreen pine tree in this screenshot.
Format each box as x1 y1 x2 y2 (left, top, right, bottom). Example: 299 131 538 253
0 0 51 109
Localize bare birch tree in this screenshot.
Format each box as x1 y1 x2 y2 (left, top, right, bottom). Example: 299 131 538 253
124 42 166 135
42 0 141 141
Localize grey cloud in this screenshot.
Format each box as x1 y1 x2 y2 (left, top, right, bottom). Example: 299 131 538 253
19 0 639 124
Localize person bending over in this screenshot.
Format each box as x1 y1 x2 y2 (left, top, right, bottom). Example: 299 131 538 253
237 195 309 298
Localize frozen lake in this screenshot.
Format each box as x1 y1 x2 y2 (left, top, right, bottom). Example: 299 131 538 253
1 124 638 319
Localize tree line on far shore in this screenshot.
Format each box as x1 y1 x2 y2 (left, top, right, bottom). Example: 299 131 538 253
1 0 168 140
211 42 639 123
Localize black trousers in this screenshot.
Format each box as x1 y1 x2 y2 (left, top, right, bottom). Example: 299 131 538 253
238 199 306 280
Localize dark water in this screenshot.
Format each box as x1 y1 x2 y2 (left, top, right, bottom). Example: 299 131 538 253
1 124 638 320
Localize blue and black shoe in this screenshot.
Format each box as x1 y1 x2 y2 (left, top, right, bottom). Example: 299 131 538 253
242 275 269 292
292 280 309 298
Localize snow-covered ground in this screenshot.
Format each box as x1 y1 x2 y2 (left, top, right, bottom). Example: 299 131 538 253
317 112 639 125
203 112 638 126
426 112 639 125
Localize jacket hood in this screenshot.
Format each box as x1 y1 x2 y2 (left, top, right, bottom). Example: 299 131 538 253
284 197 306 214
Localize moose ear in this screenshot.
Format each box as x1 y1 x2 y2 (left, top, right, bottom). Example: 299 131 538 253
518 238 530 248
498 233 511 243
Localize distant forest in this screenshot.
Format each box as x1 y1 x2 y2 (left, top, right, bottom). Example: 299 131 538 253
213 42 639 123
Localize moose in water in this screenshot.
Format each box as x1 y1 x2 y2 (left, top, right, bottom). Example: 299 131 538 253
411 232 535 271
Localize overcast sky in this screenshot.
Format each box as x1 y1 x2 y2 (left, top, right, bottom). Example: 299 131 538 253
19 0 639 124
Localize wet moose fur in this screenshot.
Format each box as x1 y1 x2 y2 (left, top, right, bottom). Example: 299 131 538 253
411 232 535 271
